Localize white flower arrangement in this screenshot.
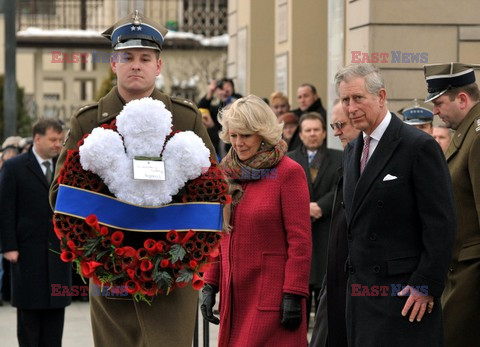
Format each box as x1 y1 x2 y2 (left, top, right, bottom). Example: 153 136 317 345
79 97 211 206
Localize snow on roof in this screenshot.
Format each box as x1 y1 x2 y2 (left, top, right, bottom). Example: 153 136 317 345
17 28 229 47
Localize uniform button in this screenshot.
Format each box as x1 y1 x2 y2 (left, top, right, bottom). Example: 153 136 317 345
347 232 353 241
349 266 356 274
373 265 380 273
369 233 377 241
377 200 384 207
340 201 345 208
102 112 108 118
449 268 454 272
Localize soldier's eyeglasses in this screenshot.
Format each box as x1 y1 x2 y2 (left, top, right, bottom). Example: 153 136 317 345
329 122 347 130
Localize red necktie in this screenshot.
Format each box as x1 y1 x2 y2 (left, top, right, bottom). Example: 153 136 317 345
360 136 371 174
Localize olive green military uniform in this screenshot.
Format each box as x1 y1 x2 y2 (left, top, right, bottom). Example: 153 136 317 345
442 102 480 347
50 86 215 347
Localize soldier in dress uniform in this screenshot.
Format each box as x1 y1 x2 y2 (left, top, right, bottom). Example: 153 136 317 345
424 62 480 347
400 101 434 135
49 10 215 347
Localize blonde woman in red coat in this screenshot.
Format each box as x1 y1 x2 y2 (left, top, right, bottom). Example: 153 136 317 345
202 95 312 346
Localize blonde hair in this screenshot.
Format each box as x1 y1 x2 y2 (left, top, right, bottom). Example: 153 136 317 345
218 94 283 146
269 91 289 105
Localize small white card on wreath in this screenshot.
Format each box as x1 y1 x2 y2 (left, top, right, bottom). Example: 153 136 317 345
133 157 166 181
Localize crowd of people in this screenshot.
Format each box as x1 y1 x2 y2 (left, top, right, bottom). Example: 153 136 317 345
0 9 478 347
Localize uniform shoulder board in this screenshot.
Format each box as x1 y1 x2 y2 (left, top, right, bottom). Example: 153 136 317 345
171 96 199 113
475 117 480 133
73 103 98 119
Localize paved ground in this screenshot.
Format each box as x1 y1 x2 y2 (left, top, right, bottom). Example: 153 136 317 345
0 299 313 346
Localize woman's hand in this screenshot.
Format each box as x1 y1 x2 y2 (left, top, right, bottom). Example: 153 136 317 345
281 293 303 330
201 284 220 324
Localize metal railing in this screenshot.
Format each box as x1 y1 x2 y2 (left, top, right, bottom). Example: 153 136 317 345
17 0 227 37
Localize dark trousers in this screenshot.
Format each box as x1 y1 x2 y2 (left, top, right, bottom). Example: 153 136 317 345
17 308 65 347
306 285 321 329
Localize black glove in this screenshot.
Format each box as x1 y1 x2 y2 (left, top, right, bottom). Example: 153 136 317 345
200 284 220 325
281 293 303 330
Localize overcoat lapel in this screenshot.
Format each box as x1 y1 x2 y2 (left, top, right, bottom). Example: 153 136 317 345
346 115 402 223
343 134 362 221
26 150 50 189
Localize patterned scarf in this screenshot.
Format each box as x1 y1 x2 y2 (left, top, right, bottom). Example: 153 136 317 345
220 139 287 231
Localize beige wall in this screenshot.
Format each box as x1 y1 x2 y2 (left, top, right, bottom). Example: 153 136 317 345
345 0 480 114
229 0 329 107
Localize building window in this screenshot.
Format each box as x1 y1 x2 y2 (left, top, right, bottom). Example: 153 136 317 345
182 0 227 37
19 0 56 15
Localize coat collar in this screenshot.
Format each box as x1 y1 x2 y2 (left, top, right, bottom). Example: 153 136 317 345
26 148 57 189
445 102 480 161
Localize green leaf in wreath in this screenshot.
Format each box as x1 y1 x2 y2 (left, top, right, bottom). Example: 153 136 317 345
176 268 193 283
169 244 186 263
153 270 173 291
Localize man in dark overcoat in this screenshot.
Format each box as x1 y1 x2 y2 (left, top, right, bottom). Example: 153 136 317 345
287 112 342 328
336 63 456 347
310 100 360 347
49 11 215 347
0 119 70 347
424 62 480 347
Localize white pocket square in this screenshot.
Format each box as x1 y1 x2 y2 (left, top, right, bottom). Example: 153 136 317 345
383 174 398 181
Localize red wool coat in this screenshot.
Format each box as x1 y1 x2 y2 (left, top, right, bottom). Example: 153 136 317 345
204 157 312 346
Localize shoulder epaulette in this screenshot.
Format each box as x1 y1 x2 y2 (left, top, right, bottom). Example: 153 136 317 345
73 103 98 119
171 96 199 113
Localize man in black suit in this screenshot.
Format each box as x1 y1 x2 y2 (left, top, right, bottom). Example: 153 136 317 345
287 112 342 329
335 64 456 347
0 119 71 347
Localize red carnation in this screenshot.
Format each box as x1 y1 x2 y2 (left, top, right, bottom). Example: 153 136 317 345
160 259 170 268
136 248 148 260
140 259 153 272
111 231 124 247
126 268 136 280
60 250 76 262
209 247 220 258
66 240 76 251
53 226 63 240
181 229 196 245
125 280 141 295
81 260 102 277
166 229 179 243
144 239 157 254
100 226 109 236
155 240 166 252
189 260 198 270
122 246 136 257
85 214 99 230
192 273 204 291
114 248 125 256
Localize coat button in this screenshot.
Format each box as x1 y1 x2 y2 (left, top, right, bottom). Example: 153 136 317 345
377 200 384 207
373 265 380 273
102 112 108 118
347 232 353 241
369 233 377 241
449 267 454 272
349 266 356 274
340 201 345 208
